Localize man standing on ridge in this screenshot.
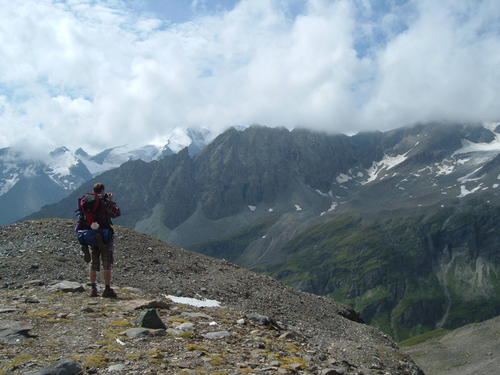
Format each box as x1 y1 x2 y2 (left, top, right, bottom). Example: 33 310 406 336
83 183 121 298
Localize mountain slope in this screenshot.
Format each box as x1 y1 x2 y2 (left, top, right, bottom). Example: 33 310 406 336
257 203 500 341
0 171 66 225
28 125 386 244
0 219 423 375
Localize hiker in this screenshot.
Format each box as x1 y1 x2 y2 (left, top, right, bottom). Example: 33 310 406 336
80 183 121 298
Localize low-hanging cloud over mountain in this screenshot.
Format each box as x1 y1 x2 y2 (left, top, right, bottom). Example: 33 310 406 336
1 0 499 154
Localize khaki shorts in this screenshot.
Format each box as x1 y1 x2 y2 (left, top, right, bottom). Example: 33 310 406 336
89 241 114 271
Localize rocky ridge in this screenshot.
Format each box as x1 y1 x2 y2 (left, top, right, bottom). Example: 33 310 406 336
0 219 423 374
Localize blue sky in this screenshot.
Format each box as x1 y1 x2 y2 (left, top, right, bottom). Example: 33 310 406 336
131 0 245 24
1 0 499 154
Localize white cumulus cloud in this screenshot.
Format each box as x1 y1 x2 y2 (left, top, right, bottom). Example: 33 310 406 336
0 0 499 154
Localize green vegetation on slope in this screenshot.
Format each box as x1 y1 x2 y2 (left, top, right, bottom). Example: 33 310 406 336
398 329 449 347
256 201 500 342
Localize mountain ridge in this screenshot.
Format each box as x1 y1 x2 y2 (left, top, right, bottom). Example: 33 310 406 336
0 126 213 225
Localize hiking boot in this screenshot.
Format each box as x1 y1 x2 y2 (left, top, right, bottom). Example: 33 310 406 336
82 245 91 263
102 288 117 298
90 288 98 298
95 233 108 253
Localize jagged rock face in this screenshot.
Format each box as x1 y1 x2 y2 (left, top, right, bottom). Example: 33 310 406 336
25 121 500 342
192 125 385 221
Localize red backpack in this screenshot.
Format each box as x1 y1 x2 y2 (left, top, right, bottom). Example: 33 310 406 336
78 194 108 229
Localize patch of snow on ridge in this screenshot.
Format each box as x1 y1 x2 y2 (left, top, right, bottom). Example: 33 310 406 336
457 167 485 184
456 158 470 165
483 121 500 132
248 205 256 211
362 152 409 184
336 173 351 183
315 189 330 197
458 184 483 197
321 202 339 216
436 163 454 176
385 153 409 169
0 175 19 196
454 124 500 156
79 158 122 177
47 150 78 177
165 295 221 307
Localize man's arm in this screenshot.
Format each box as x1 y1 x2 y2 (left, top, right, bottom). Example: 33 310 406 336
107 199 121 218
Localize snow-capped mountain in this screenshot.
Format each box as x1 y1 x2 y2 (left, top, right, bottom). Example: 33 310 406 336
324 121 500 213
76 126 213 177
0 126 213 225
45 146 93 190
0 146 92 225
0 146 90 197
75 145 165 177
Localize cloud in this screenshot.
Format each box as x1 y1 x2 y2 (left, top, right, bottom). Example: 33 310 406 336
0 0 499 153
360 0 500 129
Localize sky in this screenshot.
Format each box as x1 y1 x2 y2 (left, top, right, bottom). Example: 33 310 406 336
1 0 500 154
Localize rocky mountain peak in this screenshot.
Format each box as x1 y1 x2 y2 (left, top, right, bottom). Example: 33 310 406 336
49 146 70 157
75 147 89 158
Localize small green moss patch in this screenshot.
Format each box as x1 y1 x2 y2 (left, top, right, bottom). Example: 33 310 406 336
103 329 125 340
85 354 108 368
283 343 301 353
399 329 449 347
108 320 130 327
26 309 56 318
186 344 208 352
209 356 225 366
125 353 141 360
